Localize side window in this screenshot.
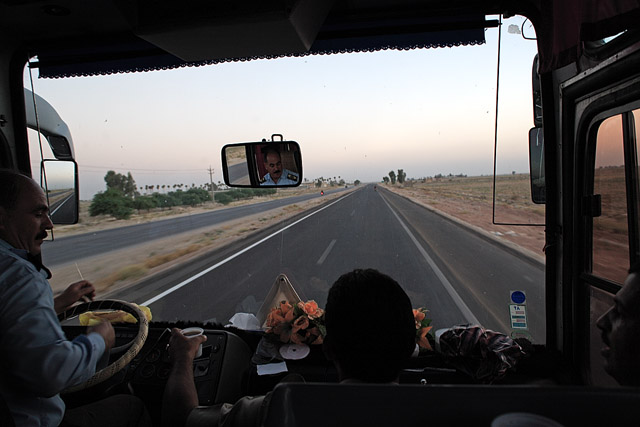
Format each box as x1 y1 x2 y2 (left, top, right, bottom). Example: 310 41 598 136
592 115 628 283
589 107 639 386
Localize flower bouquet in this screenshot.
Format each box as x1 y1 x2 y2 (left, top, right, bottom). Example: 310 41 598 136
265 300 326 345
414 307 434 352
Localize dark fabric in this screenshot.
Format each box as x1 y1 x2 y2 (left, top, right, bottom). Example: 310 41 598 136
538 0 640 73
187 394 270 427
60 395 151 427
27 253 52 279
36 15 486 79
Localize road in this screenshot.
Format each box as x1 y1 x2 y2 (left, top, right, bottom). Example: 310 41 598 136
42 188 347 266
106 185 545 343
48 190 76 224
227 162 250 185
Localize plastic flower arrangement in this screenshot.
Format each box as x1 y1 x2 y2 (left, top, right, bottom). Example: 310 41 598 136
265 300 326 345
414 307 433 351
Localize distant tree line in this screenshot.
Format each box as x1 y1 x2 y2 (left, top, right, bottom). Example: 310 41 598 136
213 188 276 205
381 170 470 185
313 176 346 188
89 171 276 219
383 169 406 185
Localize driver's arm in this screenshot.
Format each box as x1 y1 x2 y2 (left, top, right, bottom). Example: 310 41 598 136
53 280 96 314
0 265 107 396
88 321 115 352
162 328 207 427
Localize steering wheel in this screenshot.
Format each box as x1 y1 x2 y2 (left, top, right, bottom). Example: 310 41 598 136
57 300 149 393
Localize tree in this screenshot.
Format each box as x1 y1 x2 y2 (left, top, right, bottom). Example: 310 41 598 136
315 179 323 188
354 180 361 186
133 195 156 212
388 171 396 185
124 172 138 198
397 169 406 184
89 188 134 219
104 170 137 198
104 170 124 192
383 176 390 184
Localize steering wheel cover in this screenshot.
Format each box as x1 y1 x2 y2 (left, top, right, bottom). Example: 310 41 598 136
58 300 149 393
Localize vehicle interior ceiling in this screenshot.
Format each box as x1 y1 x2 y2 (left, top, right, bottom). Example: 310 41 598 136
5 0 640 422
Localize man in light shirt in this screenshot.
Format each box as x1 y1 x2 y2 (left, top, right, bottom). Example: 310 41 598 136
0 169 149 426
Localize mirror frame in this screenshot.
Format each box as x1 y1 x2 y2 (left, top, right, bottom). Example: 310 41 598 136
41 159 79 224
528 127 545 204
222 141 303 188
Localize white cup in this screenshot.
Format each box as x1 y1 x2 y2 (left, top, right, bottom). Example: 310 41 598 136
182 327 204 358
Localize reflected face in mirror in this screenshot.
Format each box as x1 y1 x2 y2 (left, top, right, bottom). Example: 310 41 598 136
222 140 301 187
264 150 283 183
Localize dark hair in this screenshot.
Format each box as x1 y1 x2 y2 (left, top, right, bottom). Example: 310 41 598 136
325 268 415 382
0 169 30 210
262 147 281 163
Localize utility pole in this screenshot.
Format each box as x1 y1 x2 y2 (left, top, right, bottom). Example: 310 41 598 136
208 166 215 203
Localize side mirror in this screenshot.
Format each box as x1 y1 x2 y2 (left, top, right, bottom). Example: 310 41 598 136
42 159 79 224
528 127 545 204
222 140 302 188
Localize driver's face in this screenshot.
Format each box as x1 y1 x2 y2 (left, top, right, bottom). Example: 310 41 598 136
265 152 283 182
0 179 53 256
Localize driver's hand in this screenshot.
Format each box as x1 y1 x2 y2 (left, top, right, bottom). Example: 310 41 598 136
167 328 207 365
88 321 116 351
53 280 95 314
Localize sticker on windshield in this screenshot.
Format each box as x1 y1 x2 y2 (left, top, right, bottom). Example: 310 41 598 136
509 304 528 330
510 290 526 304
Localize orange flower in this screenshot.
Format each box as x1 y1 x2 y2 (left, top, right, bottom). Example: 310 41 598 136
264 300 326 345
299 300 323 319
413 309 426 329
417 326 433 350
280 301 292 315
308 327 323 345
266 308 285 330
292 315 310 333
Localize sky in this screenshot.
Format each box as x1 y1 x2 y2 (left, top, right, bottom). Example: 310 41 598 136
25 15 539 200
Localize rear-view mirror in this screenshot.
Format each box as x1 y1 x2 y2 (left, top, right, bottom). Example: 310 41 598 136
222 140 302 188
529 127 545 204
42 159 79 224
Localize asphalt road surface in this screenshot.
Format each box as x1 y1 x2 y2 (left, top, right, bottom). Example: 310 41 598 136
42 188 347 267
227 162 250 185
49 190 76 224
108 185 545 343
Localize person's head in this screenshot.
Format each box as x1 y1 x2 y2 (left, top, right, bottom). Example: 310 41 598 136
0 169 53 255
323 268 415 383
263 149 282 183
596 263 640 386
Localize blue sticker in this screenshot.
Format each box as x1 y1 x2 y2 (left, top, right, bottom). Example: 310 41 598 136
511 291 526 304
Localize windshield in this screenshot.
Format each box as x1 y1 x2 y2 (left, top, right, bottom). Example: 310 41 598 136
26 15 544 343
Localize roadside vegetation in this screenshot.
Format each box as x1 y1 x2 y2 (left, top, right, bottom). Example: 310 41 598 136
89 171 277 219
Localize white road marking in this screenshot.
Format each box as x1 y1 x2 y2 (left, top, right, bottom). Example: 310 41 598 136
50 194 73 216
141 193 354 306
317 239 337 265
380 195 480 325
